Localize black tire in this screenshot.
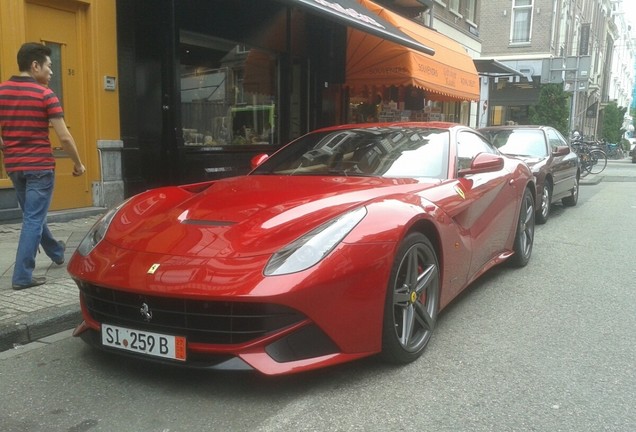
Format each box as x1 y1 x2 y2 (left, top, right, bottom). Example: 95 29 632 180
562 175 579 207
535 182 551 225
381 233 440 364
507 187 534 267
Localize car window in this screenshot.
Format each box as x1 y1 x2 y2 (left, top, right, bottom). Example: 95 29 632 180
457 131 497 171
488 129 548 157
545 128 567 151
252 126 450 179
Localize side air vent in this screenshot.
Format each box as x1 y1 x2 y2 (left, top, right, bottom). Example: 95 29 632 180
181 220 236 226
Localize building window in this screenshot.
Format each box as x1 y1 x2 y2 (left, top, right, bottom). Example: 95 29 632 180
466 0 477 23
511 0 533 44
449 0 460 14
45 42 64 108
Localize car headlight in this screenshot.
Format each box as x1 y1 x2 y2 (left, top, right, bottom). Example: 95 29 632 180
77 203 125 256
264 207 367 276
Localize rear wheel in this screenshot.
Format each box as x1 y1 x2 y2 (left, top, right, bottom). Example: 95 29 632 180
508 187 534 267
562 176 579 207
381 233 440 364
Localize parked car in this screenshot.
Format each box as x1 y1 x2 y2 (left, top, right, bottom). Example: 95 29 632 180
479 125 580 224
69 122 536 375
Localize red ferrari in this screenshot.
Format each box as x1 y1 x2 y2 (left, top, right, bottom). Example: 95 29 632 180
69 122 536 375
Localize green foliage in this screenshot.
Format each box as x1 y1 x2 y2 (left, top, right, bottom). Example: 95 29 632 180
600 102 626 143
529 84 570 136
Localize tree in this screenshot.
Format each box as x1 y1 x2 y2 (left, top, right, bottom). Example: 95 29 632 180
599 101 626 143
529 84 570 136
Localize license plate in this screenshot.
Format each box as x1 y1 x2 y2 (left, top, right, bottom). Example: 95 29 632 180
101 324 186 361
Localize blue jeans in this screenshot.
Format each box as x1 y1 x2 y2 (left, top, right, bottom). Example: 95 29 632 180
8 170 64 286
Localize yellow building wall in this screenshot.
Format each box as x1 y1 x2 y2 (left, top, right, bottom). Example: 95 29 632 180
0 0 120 210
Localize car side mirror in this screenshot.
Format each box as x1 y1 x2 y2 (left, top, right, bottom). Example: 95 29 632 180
553 146 570 156
458 153 504 176
251 153 269 169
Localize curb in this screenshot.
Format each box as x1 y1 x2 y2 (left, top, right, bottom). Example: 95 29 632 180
580 174 603 186
0 206 106 225
0 304 81 352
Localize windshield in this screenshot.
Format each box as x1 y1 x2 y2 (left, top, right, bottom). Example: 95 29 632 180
251 126 449 179
485 129 548 157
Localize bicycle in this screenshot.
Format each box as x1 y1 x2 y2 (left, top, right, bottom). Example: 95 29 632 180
571 140 607 176
603 142 624 160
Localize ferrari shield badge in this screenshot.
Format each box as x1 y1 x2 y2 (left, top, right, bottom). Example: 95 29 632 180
147 263 160 274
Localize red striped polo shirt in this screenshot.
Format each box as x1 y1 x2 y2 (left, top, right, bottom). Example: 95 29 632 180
0 76 63 172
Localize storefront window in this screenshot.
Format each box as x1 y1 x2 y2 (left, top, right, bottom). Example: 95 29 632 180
179 32 277 147
347 86 465 124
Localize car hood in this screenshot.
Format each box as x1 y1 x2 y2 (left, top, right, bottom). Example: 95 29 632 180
104 175 438 258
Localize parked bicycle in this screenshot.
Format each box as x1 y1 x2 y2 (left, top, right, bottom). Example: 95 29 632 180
570 139 607 176
602 141 625 160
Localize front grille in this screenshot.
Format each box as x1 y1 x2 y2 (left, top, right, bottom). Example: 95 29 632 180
80 284 305 345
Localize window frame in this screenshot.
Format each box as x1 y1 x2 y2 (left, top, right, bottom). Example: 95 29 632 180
449 0 460 14
465 0 477 24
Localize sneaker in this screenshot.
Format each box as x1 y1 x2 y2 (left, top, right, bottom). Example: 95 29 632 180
53 240 66 265
12 276 46 290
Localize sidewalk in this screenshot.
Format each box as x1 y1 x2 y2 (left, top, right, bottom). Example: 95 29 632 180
0 207 105 352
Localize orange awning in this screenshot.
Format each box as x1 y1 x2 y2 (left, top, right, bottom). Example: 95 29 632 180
347 0 479 101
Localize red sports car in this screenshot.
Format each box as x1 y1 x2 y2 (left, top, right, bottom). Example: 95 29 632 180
69 122 536 375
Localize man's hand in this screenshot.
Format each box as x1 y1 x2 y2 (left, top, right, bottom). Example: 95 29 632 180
73 163 86 176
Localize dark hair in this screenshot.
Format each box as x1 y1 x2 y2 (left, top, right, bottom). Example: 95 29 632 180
17 43 52 72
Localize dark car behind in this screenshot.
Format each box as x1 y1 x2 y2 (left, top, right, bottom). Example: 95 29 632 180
479 125 580 224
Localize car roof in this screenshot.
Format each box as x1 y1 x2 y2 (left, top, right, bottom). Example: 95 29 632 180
312 121 463 134
479 125 552 131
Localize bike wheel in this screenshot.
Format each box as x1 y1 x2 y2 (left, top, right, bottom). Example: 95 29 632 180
588 149 607 174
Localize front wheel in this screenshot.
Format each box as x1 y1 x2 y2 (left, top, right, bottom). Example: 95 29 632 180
507 187 535 267
535 182 551 225
588 149 607 174
381 233 440 364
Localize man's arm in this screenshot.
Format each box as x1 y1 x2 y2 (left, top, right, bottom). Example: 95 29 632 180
50 117 85 176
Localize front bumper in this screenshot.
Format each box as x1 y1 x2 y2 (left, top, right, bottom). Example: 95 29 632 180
69 241 396 375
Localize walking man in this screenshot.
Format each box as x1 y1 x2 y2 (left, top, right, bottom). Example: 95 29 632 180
0 42 85 290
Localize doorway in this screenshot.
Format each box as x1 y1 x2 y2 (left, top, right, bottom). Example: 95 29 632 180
26 2 91 209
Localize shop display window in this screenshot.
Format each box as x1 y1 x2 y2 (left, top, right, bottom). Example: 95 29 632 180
179 32 277 147
347 86 461 124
